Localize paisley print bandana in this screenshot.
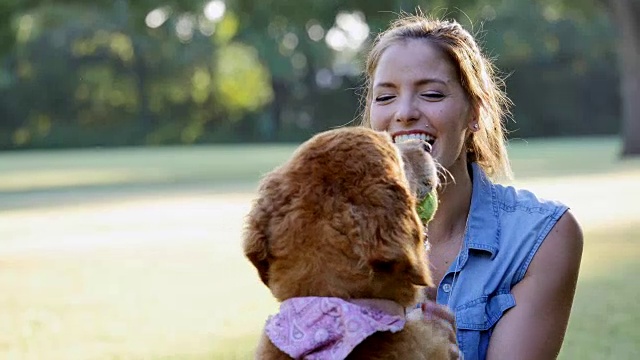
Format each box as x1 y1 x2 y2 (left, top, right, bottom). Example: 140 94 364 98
265 297 406 360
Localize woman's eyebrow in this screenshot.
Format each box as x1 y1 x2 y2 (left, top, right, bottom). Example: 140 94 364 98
373 82 397 89
373 78 448 89
415 78 448 86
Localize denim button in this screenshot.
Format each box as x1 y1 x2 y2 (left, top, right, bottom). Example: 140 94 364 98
442 283 452 293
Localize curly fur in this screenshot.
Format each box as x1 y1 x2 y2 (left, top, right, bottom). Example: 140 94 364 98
243 127 451 359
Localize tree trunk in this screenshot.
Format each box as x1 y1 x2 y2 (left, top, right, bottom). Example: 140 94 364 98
266 80 287 140
113 0 152 143
133 43 152 137
611 0 640 156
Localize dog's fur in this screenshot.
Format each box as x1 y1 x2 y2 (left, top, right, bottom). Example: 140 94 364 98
395 139 439 202
243 127 451 359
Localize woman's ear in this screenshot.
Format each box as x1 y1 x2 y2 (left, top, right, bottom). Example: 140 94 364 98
467 104 480 132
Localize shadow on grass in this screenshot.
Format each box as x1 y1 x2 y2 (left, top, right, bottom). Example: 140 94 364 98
0 180 258 213
3 136 640 213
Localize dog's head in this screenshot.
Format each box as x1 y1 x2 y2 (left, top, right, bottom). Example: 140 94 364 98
395 139 440 224
395 139 438 201
242 127 434 307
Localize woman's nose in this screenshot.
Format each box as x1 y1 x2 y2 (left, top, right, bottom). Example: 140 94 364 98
395 97 420 124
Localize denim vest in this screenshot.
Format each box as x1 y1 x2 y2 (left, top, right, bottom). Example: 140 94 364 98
437 163 568 360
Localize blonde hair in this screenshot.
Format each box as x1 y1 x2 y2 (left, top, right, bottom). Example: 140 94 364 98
360 13 513 181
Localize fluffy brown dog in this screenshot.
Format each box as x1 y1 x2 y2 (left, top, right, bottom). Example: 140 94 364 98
243 127 451 359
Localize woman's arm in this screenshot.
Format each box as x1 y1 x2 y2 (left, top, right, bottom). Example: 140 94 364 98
486 210 584 359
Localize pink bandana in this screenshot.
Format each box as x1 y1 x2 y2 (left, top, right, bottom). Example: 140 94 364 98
265 297 406 360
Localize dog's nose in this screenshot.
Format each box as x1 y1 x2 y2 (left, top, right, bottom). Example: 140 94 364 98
422 141 432 153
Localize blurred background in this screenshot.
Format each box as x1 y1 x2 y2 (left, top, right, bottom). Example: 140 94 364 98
0 0 638 359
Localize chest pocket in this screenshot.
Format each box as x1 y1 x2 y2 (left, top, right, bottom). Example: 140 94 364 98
454 293 516 360
456 293 515 330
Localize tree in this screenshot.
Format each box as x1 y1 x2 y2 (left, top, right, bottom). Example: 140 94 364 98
228 0 488 140
536 0 640 156
610 0 640 156
0 0 628 148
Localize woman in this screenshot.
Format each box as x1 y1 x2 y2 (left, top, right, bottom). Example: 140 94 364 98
360 14 584 359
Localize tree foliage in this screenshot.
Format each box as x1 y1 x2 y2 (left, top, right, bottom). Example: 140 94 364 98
532 0 640 155
0 0 628 150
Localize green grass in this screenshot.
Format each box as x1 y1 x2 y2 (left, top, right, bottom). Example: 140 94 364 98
0 144 297 192
0 136 639 359
559 223 640 359
2 136 639 194
507 136 640 179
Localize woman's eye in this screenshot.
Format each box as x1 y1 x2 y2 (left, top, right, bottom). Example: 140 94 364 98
422 92 445 100
374 95 395 102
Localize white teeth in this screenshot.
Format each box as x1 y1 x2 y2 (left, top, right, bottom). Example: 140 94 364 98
393 133 435 144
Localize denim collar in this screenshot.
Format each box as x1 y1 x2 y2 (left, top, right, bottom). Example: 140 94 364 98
453 163 500 270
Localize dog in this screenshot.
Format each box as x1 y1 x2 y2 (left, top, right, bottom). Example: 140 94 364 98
395 139 438 204
243 127 451 359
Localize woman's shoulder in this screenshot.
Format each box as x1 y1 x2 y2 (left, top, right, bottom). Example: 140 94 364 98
492 182 566 214
471 163 566 214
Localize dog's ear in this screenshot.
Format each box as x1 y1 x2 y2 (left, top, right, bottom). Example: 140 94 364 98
243 173 283 286
405 256 432 287
368 245 432 287
243 203 271 286
352 183 434 288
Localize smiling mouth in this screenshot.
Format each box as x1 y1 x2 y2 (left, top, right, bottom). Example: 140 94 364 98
393 133 436 147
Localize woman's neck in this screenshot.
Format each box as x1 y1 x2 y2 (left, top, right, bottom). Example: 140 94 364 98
428 158 473 245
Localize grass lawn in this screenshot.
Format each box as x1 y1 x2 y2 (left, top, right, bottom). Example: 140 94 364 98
0 136 638 359
0 144 296 193
1 136 638 193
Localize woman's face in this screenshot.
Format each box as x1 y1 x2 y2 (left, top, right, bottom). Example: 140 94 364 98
369 39 474 172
